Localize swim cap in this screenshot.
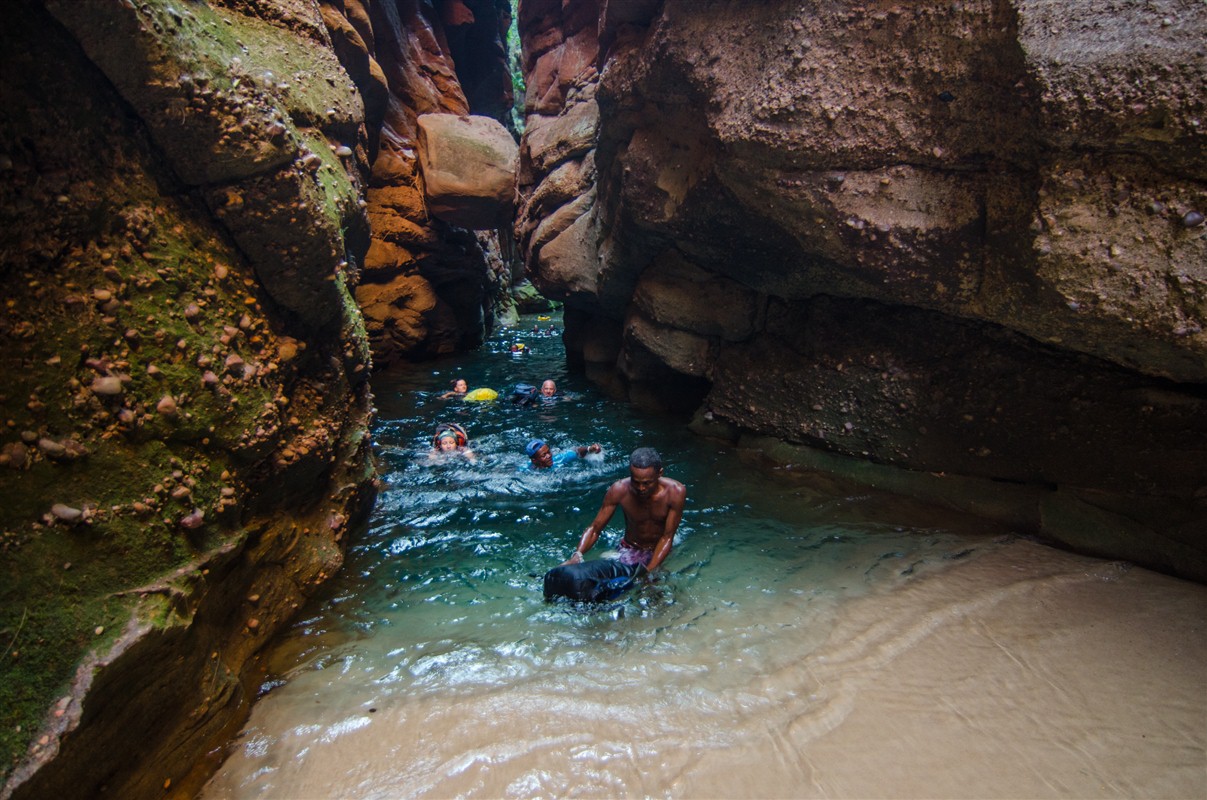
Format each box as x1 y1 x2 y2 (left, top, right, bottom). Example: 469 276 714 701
525 439 546 457
436 430 458 442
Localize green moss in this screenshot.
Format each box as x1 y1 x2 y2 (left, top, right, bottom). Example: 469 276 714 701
0 97 268 790
133 0 363 127
1 1 377 782
0 590 134 772
506 0 526 132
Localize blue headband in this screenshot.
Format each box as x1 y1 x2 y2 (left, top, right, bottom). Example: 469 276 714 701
525 439 546 457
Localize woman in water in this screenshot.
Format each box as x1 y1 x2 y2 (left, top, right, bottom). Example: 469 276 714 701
430 423 476 462
439 378 468 399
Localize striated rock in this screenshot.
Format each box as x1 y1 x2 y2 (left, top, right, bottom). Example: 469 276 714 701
314 0 521 366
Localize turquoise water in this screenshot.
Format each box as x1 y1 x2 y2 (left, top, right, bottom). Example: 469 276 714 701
200 316 1007 798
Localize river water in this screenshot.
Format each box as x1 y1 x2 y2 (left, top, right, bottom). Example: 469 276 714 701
201 317 1207 799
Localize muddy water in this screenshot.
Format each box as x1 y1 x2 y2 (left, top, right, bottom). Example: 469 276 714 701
200 320 1207 799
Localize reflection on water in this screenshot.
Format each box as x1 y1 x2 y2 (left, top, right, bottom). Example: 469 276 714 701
201 318 1207 799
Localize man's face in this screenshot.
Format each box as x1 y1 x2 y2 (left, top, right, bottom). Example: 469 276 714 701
629 465 661 498
540 381 556 396
530 444 553 468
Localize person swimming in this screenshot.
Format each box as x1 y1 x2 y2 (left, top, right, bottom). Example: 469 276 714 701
520 439 601 471
439 378 468 399
431 423 476 462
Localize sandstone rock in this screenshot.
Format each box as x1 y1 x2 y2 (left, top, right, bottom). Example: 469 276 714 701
531 190 600 300
522 100 599 176
416 113 518 229
632 250 762 342
514 0 1207 576
623 309 712 378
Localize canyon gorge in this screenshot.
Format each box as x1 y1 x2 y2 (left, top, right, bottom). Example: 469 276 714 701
1 0 1203 797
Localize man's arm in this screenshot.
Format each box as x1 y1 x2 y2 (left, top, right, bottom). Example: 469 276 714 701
563 481 623 564
644 482 686 574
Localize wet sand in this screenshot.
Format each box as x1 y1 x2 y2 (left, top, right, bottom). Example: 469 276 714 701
676 539 1207 799
202 538 1206 799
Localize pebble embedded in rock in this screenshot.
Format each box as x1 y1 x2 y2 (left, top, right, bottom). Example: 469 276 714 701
90 376 123 396
157 395 178 416
51 503 83 522
1183 210 1205 228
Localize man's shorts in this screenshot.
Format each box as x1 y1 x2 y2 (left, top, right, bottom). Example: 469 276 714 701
617 538 653 567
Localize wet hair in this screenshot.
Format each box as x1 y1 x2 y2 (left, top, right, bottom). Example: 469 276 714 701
630 447 662 471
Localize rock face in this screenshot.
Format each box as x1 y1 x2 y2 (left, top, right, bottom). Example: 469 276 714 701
326 0 520 367
2 0 521 793
515 0 1207 579
0 1 383 797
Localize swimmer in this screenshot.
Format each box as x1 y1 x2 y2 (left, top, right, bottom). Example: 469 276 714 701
439 378 468 399
538 379 560 404
520 439 601 471
430 423 476 462
562 447 685 574
510 343 527 354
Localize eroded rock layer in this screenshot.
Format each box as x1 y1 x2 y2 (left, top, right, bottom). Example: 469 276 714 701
515 0 1207 579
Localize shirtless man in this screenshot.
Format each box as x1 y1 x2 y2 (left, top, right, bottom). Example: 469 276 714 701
563 447 686 574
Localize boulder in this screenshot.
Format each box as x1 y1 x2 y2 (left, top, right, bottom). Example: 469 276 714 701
417 113 519 229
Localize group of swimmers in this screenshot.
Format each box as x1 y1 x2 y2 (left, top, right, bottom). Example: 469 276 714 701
430 377 597 470
427 372 688 576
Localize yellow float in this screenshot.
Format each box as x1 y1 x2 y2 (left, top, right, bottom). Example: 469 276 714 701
463 387 498 402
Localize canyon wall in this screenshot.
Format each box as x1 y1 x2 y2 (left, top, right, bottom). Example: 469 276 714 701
0 1 512 797
515 0 1207 579
327 0 520 367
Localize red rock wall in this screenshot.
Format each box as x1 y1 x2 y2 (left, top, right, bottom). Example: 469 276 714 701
324 0 518 366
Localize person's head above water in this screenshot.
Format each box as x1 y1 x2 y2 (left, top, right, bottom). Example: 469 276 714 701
540 380 557 397
434 423 469 451
525 439 552 468
451 378 467 393
630 447 662 471
628 447 663 498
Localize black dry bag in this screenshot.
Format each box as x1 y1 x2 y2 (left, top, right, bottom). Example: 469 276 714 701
543 559 639 603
